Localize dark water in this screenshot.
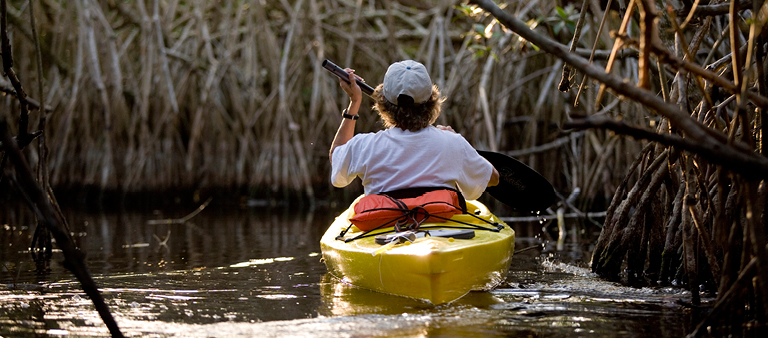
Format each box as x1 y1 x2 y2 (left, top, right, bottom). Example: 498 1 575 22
0 202 702 337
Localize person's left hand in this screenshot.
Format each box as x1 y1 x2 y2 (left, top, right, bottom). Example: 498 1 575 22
436 125 456 133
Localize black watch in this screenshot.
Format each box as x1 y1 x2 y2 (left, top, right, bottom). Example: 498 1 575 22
342 109 359 120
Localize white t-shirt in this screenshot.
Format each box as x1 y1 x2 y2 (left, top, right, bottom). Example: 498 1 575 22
331 126 493 200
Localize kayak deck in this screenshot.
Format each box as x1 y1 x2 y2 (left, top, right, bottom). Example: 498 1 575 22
320 196 515 304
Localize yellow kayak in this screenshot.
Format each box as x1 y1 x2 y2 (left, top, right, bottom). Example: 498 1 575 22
320 195 515 304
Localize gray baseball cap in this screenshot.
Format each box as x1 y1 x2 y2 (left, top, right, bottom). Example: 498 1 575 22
382 60 432 105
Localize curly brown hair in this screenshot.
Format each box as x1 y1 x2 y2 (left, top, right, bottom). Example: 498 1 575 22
371 84 444 131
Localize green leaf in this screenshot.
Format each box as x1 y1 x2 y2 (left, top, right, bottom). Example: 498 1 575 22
455 4 473 16
468 44 487 51
556 6 567 19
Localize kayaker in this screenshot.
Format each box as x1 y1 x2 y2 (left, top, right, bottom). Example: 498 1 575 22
329 60 499 202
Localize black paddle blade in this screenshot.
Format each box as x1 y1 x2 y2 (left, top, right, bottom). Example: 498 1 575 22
478 150 555 212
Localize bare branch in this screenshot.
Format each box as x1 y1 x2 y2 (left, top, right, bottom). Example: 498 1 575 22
563 115 768 179
1 120 124 337
469 0 768 180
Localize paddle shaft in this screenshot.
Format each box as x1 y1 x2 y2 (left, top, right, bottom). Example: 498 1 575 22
322 60 375 96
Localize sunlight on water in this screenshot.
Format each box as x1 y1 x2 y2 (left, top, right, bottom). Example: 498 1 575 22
0 206 701 337
256 294 298 300
229 257 295 268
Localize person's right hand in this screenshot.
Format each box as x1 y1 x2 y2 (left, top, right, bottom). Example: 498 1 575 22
436 125 456 133
340 68 363 104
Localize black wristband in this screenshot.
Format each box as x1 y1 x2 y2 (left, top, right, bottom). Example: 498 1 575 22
342 109 359 120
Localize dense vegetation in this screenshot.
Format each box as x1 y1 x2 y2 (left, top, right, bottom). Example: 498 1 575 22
2 0 767 335
0 0 642 205
471 0 768 335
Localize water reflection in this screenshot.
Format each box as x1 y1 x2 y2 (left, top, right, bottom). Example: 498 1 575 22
0 203 701 337
317 273 506 317
1 205 327 282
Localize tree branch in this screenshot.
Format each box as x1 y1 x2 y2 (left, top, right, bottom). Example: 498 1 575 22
0 0 31 147
677 0 752 17
469 0 768 180
0 120 124 337
563 115 768 179
0 78 51 111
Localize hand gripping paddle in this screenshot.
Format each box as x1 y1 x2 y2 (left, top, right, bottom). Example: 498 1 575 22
322 60 375 95
323 59 556 212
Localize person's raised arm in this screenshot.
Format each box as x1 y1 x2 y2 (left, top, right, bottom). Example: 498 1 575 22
329 69 363 163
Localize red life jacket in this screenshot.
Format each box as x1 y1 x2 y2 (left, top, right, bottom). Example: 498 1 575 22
349 189 463 231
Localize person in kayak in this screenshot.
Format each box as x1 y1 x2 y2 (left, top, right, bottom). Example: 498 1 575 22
329 60 499 203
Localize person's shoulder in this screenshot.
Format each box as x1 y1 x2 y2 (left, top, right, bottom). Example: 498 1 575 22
351 131 377 140
366 127 403 140
429 126 467 140
345 131 382 148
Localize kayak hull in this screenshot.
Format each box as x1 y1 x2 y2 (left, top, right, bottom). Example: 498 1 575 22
320 196 515 304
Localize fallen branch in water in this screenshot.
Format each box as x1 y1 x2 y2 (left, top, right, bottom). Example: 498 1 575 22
147 197 213 225
498 211 607 223
514 245 542 255
0 119 123 337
